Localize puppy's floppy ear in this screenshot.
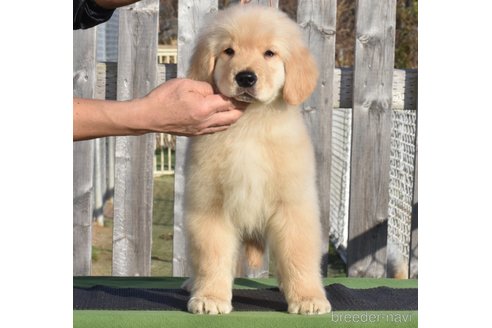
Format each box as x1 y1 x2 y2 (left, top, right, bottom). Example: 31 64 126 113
282 46 318 106
187 38 216 83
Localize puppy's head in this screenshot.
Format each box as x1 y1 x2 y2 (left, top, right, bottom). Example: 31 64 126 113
188 5 318 106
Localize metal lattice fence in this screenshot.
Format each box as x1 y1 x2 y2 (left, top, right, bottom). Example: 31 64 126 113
329 108 417 274
329 108 352 260
386 110 417 276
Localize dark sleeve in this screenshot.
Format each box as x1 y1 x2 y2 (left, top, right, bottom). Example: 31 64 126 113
73 0 116 30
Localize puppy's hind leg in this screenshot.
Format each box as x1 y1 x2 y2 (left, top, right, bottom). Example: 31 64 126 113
186 210 238 315
268 203 332 315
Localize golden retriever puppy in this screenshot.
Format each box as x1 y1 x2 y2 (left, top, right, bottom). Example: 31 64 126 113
184 4 331 315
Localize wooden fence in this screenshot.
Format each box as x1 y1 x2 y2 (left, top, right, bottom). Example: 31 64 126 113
73 0 417 279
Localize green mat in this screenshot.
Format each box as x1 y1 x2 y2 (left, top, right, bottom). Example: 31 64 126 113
73 277 418 328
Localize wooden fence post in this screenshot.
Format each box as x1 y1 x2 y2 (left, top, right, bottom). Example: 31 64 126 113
95 62 117 206
173 0 218 277
297 0 337 277
347 0 397 277
73 28 96 276
112 0 159 276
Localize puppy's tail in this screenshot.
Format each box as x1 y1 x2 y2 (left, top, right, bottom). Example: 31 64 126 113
244 240 265 269
181 277 193 292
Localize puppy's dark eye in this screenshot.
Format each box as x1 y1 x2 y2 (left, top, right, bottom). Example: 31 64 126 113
264 50 275 58
224 48 235 56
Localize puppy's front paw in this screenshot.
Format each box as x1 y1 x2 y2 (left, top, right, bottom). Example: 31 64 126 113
188 296 233 315
288 297 332 315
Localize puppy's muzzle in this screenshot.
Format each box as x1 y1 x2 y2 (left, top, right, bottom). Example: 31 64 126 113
235 71 257 88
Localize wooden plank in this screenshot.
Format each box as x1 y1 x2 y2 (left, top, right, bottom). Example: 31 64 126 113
333 68 417 110
105 136 115 211
100 138 108 204
297 0 337 276
173 0 218 277
95 62 116 218
95 62 118 101
391 69 417 111
93 138 104 227
247 0 278 6
73 28 96 276
106 136 115 201
112 0 159 276
347 0 397 277
73 139 94 276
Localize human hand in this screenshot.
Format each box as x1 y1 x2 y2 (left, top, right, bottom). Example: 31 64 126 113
136 78 247 136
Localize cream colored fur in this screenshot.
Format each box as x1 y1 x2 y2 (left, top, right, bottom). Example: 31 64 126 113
184 5 331 315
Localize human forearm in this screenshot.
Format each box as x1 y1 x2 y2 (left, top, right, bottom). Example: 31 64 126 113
73 79 246 141
73 97 144 141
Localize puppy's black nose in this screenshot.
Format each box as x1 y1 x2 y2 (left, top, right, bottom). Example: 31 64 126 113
235 71 257 88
